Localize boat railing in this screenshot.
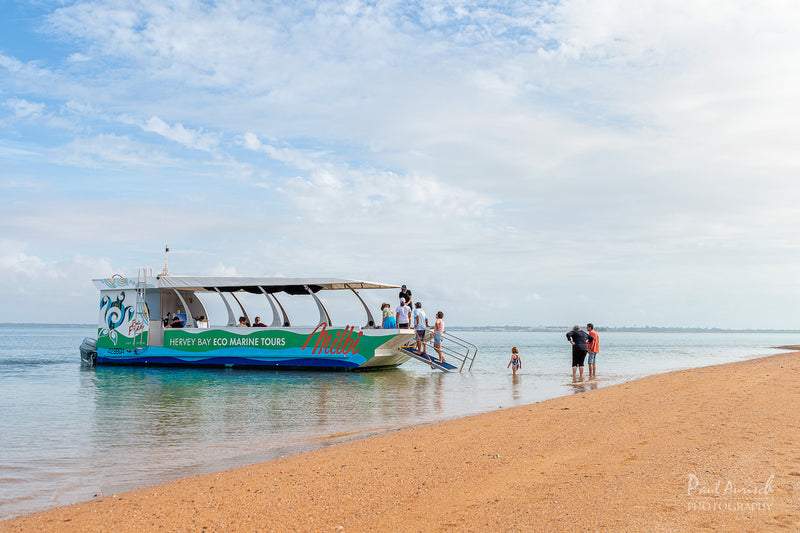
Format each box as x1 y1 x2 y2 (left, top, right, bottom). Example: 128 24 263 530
134 267 153 349
425 330 478 372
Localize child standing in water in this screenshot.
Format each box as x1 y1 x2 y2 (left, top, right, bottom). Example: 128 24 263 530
507 346 522 375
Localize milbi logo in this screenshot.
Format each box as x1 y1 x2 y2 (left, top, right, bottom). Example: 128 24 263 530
302 324 363 355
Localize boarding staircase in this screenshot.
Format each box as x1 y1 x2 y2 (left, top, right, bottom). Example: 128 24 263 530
400 331 477 372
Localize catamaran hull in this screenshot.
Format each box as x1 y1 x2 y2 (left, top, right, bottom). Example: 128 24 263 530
94 326 415 371
96 349 408 370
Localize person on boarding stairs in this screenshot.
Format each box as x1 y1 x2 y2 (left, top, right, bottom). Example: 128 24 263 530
413 301 429 356
433 311 445 363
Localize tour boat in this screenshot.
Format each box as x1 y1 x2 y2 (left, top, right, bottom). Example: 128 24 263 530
79 270 475 372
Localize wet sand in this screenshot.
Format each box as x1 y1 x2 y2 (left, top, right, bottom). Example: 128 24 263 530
2 351 799 531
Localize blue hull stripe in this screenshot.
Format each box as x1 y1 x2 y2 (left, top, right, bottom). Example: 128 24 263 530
97 355 360 369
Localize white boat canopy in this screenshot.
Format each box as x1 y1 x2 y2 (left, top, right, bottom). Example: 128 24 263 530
158 276 399 294
93 275 399 295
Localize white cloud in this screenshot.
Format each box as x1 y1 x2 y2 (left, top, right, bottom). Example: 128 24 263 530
0 143 40 159
0 52 77 99
54 134 176 168
142 116 219 151
209 263 239 277
241 132 494 226
242 132 261 151
0 177 41 189
67 52 91 62
0 242 47 275
0 239 114 322
4 97 46 118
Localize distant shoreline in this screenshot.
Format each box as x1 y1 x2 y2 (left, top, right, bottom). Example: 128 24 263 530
2 323 799 334
446 326 800 333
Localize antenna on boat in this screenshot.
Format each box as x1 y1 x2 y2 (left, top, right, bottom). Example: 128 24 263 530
161 217 170 276
162 241 170 276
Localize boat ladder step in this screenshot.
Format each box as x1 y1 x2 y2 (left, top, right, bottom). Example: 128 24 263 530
400 346 459 372
399 329 478 372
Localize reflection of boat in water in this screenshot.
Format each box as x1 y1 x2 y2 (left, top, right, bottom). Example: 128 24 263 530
80 271 476 371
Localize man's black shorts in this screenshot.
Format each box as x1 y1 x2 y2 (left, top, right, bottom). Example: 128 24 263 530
571 346 587 367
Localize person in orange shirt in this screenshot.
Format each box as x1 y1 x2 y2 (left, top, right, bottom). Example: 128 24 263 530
587 323 599 377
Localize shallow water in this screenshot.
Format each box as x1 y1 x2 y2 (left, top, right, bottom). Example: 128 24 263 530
0 325 795 518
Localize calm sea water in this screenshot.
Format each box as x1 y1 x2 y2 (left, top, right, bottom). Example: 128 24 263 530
0 324 796 519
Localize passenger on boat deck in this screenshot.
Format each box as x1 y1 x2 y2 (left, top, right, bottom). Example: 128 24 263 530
168 316 183 328
252 317 268 327
381 303 396 329
237 316 248 327
396 298 411 329
398 284 412 308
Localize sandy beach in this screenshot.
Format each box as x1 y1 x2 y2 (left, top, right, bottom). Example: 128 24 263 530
2 350 799 532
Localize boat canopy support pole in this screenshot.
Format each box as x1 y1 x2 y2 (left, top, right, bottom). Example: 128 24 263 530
230 293 250 326
172 289 194 325
215 288 236 326
259 287 284 328
262 288 291 327
348 287 375 328
306 286 332 326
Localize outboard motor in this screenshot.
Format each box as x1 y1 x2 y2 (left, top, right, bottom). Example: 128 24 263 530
79 337 97 367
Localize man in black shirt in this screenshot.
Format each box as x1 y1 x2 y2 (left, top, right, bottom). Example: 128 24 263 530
566 325 591 379
398 284 412 308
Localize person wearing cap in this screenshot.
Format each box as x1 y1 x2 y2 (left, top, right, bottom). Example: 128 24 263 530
566 324 591 380
395 297 412 329
398 285 412 308
412 301 429 355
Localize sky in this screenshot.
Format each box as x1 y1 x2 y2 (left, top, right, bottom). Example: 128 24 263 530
1 0 799 329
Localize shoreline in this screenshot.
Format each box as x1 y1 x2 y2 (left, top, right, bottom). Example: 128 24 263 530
2 351 799 531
